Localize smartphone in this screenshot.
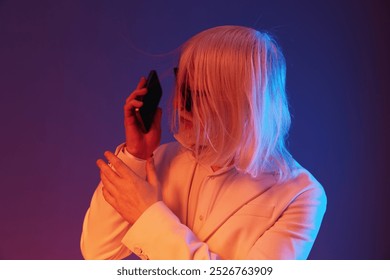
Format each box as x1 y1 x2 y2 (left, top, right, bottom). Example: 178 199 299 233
135 70 162 133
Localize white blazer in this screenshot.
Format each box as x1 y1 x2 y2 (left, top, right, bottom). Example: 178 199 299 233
81 142 327 260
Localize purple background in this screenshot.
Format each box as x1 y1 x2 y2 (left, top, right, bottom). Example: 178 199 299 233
0 0 389 259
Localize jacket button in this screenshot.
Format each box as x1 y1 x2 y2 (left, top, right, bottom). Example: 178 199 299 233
133 247 142 255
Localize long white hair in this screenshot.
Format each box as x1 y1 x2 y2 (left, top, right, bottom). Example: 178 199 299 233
173 25 294 182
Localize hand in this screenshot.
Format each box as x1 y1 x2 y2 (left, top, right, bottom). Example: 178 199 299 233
124 77 162 159
96 151 161 225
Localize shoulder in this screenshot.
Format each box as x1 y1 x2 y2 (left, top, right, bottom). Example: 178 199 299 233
273 161 327 213
289 162 326 202
246 160 326 210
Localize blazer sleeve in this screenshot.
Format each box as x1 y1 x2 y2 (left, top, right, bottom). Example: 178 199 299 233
121 201 221 260
80 143 147 260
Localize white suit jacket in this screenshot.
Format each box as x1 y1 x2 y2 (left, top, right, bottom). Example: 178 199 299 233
81 142 327 260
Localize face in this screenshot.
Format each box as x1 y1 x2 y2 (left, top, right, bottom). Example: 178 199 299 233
174 67 192 128
173 64 210 150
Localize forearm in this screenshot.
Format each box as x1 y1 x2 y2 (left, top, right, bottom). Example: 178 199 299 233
121 201 221 260
81 143 148 259
81 181 132 259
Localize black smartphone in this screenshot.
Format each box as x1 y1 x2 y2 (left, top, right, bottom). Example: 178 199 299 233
135 70 162 133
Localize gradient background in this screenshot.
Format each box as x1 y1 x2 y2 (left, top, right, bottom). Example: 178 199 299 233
0 0 389 259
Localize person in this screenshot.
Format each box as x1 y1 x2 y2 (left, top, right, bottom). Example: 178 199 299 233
80 25 327 260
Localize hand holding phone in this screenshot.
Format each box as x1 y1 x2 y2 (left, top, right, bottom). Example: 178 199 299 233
123 74 162 159
135 70 162 133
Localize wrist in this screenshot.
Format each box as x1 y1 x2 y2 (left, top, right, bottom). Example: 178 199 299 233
124 145 149 160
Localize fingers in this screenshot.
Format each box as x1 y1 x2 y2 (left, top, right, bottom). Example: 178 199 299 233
96 158 121 182
135 76 147 90
124 77 148 118
125 87 147 104
102 151 134 178
125 98 143 109
149 107 162 133
124 99 143 120
126 76 147 103
99 169 120 198
102 184 117 208
124 88 147 118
